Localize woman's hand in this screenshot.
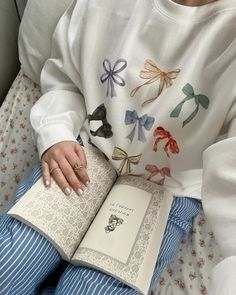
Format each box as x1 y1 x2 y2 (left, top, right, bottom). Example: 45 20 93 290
41 141 90 196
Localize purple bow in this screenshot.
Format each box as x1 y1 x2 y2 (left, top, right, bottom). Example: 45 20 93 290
100 59 127 97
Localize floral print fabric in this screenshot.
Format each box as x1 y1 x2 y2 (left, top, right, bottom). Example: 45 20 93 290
154 210 222 295
0 70 40 212
0 71 222 294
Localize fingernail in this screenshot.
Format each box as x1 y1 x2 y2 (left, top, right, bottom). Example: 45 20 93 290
45 180 50 187
77 188 84 196
82 185 87 192
85 181 90 187
64 187 72 196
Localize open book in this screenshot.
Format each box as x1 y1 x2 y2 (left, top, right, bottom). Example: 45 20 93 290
8 147 173 295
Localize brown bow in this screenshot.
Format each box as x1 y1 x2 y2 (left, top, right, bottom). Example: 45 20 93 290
112 147 142 174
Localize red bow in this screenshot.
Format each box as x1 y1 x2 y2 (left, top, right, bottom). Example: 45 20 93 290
152 127 179 157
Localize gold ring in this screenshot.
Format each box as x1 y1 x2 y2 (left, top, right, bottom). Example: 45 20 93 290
50 166 60 174
73 163 84 171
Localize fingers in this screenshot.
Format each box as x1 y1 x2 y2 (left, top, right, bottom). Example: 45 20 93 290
41 141 90 196
51 158 84 195
41 161 51 187
66 147 90 186
75 144 87 168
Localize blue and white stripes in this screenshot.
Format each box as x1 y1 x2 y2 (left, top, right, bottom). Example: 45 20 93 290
0 213 61 294
0 163 201 295
55 266 140 295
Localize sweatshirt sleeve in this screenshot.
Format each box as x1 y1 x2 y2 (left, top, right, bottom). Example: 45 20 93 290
202 98 236 258
202 98 236 294
30 0 86 158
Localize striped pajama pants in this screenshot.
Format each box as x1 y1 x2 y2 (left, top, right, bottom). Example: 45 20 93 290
0 164 201 295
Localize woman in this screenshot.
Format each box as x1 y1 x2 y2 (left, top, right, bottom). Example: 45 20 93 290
1 0 236 294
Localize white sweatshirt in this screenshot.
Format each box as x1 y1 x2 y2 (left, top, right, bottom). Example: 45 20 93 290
30 0 236 291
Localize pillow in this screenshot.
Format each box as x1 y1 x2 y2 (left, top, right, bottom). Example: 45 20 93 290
18 0 72 84
15 0 28 19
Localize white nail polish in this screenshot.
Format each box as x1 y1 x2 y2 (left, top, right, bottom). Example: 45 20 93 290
64 187 72 196
77 188 84 196
45 180 50 187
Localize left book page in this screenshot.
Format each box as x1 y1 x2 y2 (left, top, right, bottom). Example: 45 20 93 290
8 147 117 260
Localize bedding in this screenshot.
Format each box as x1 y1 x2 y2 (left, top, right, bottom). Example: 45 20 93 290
0 70 40 212
155 210 222 294
0 71 222 294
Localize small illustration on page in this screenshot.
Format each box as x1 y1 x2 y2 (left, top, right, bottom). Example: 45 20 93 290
105 215 124 233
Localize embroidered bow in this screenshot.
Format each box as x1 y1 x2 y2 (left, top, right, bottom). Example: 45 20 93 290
170 83 209 127
125 110 155 142
145 164 171 185
112 147 142 174
88 104 113 138
88 104 107 121
100 59 127 97
130 59 180 106
152 126 179 158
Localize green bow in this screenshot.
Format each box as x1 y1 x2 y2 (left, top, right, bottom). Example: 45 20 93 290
170 83 209 127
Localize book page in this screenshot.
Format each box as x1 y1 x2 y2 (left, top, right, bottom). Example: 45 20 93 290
78 184 152 263
8 148 117 261
72 176 173 295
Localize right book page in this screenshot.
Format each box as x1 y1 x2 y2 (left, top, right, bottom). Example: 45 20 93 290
72 175 173 295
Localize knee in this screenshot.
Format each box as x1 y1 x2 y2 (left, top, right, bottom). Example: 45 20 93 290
0 216 36 266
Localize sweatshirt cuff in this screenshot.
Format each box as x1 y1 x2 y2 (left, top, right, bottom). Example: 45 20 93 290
209 257 236 295
36 123 78 158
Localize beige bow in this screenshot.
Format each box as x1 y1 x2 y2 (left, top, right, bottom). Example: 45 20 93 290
130 59 181 106
112 147 142 174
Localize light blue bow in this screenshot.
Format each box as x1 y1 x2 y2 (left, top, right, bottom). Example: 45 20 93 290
125 110 155 142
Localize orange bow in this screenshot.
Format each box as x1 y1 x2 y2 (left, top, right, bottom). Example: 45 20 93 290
130 59 180 106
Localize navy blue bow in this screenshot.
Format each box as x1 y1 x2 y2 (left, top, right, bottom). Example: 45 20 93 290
125 110 155 142
100 59 127 97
